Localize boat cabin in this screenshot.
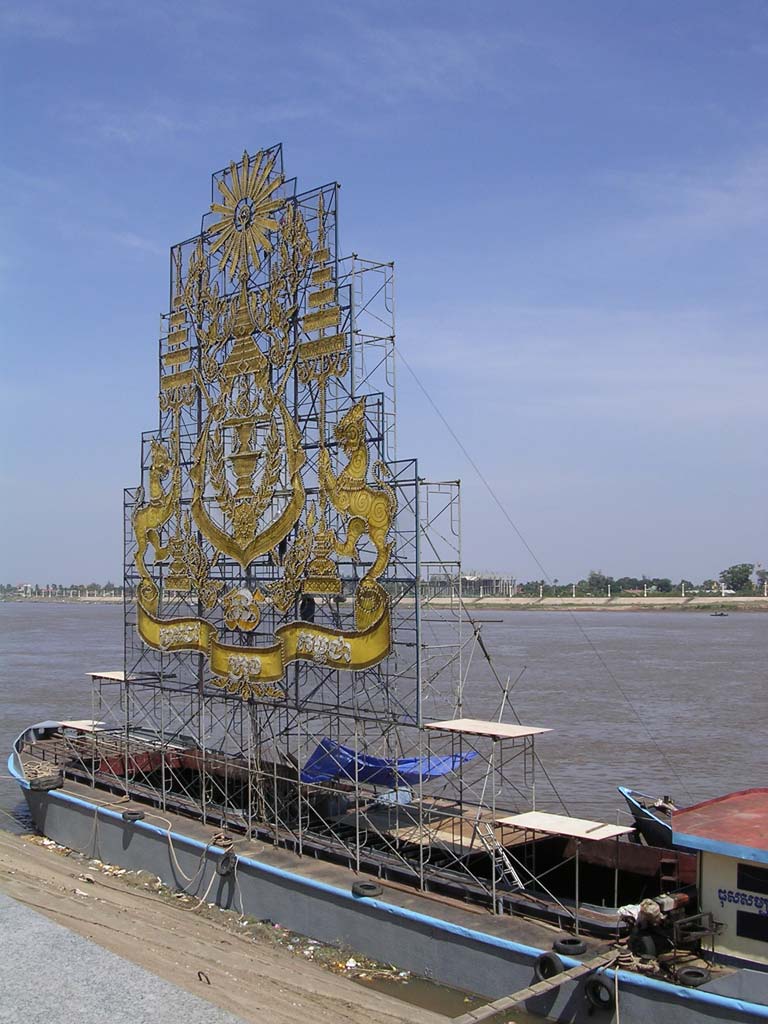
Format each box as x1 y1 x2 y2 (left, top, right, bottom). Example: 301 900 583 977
674 788 768 967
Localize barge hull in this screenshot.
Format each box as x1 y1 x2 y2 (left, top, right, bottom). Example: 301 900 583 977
12 761 768 1024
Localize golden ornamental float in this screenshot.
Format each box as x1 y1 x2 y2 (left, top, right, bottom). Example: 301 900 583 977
128 147 401 702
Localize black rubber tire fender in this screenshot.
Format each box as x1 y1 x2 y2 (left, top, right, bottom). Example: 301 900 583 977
217 850 236 876
534 952 565 982
122 810 145 823
553 936 587 956
585 974 615 1010
629 932 657 959
351 881 383 898
677 966 711 988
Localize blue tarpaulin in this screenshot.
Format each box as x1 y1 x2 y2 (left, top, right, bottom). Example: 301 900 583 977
300 737 478 787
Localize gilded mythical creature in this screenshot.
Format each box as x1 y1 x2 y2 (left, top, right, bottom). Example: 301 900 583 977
318 398 396 585
132 429 181 613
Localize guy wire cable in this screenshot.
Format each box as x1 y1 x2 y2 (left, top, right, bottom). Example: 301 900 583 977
397 345 695 806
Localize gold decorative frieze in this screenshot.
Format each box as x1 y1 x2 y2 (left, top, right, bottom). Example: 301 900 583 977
311 267 332 286
302 306 340 332
160 368 195 391
308 286 336 308
298 334 346 361
296 632 351 666
162 347 191 367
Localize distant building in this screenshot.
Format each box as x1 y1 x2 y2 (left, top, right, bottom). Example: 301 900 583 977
461 573 516 598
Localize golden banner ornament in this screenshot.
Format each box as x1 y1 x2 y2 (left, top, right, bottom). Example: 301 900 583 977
137 595 391 700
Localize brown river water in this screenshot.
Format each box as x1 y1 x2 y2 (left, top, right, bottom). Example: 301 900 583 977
3 602 767 824
1 602 766 1019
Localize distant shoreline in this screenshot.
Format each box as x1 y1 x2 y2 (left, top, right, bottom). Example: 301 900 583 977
425 596 768 612
0 596 123 604
3 595 767 612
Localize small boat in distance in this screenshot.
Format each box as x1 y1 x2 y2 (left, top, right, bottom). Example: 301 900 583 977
618 786 677 848
711 611 728 617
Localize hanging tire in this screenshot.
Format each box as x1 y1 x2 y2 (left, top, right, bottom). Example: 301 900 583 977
217 851 236 876
122 810 144 823
534 952 565 982
677 966 711 988
553 936 587 956
585 975 615 1010
351 881 382 898
629 932 657 959
676 922 709 945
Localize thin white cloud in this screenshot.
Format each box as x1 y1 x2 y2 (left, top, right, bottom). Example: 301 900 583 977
399 303 768 422
0 0 80 40
58 101 201 144
110 231 165 256
311 10 526 105
602 149 768 240
57 97 322 146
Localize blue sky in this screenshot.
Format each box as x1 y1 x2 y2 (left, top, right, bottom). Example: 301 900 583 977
1 0 766 583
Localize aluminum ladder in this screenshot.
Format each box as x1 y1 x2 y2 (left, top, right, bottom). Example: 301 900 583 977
475 820 525 892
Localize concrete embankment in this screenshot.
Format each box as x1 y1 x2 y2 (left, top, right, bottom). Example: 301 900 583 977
0 890 246 1024
0 829 445 1024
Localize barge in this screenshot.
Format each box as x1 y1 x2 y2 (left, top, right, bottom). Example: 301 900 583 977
11 144 768 1022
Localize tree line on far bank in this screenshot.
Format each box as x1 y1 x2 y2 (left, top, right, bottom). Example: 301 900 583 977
4 563 766 600
1 582 122 597
516 563 765 597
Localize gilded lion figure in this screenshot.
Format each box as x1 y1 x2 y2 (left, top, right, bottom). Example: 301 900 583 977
318 397 396 587
132 430 181 613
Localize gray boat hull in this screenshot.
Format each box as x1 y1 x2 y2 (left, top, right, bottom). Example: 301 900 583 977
12 766 768 1024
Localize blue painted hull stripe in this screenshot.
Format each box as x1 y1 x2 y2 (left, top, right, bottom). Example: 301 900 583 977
11 735 768 1018
673 830 768 866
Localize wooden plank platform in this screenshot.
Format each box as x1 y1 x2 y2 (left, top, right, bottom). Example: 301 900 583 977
451 952 617 1023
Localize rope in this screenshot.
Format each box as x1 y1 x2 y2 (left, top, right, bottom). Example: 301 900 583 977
463 595 570 815
0 806 25 826
142 812 240 899
398 347 695 805
3 799 245 917
192 867 218 910
85 803 101 860
143 811 212 886
420 506 570 813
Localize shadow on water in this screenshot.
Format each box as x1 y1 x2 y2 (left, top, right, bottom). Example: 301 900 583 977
352 974 487 1016
0 799 33 835
352 974 542 1022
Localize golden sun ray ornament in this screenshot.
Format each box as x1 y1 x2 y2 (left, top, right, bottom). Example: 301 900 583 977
206 149 284 282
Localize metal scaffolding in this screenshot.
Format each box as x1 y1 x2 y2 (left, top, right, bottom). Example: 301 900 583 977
86 144 549 911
